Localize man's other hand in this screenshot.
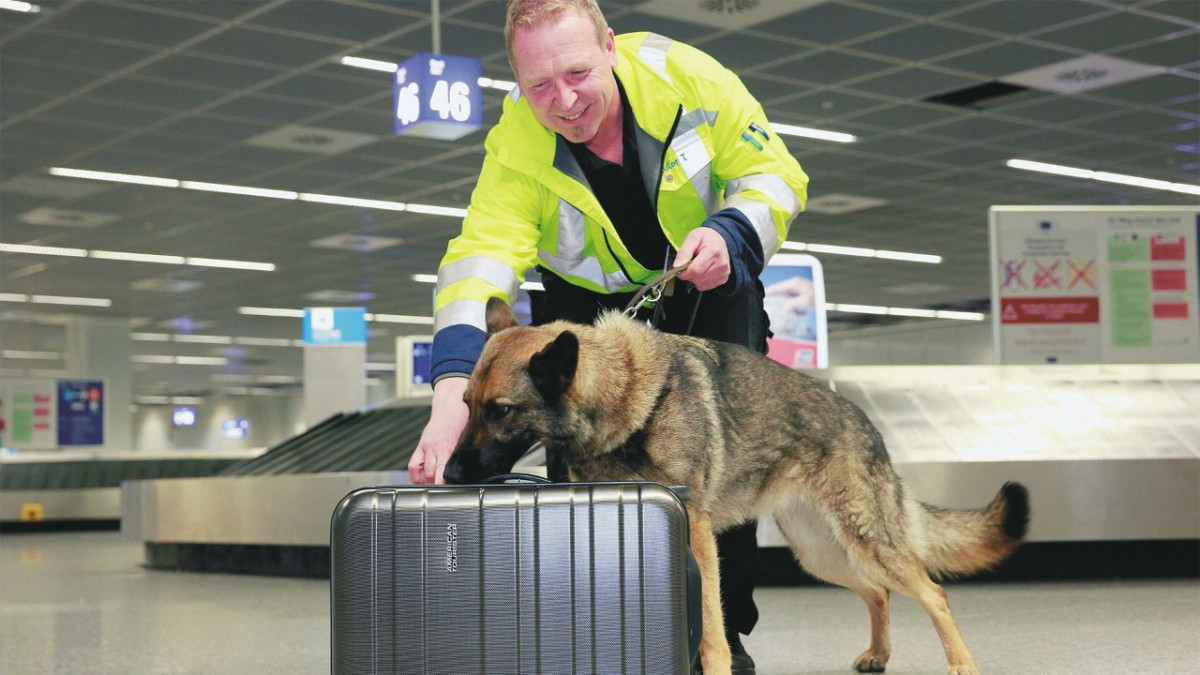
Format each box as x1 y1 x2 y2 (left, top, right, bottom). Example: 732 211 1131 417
674 227 731 291
408 377 470 484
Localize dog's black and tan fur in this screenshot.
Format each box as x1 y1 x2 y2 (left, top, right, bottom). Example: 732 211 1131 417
444 298 1030 675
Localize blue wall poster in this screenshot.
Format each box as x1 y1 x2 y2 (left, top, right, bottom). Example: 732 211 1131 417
57 379 104 446
303 307 368 345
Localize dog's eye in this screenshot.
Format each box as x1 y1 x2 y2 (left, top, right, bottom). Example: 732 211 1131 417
485 402 512 420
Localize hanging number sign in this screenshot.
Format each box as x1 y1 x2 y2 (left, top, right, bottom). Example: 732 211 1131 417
394 53 484 141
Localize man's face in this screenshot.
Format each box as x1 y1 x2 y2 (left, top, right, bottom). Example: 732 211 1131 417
510 10 618 145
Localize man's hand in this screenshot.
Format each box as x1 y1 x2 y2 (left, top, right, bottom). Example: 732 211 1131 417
408 377 470 485
674 227 730 292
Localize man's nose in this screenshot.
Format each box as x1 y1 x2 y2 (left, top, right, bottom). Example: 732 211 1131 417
556 82 577 110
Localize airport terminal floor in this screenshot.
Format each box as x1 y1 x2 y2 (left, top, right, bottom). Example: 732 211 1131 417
2 530 1196 675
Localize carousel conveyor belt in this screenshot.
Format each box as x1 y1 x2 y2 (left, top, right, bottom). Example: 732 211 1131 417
122 366 1200 579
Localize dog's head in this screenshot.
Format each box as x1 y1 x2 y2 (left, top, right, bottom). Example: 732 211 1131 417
443 297 581 484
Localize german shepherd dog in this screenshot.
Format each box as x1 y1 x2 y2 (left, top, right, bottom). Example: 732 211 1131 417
444 298 1030 675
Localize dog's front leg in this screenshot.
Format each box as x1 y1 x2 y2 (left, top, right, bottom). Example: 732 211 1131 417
688 510 732 675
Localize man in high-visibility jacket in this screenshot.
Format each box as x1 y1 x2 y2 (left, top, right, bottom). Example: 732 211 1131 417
410 1 807 671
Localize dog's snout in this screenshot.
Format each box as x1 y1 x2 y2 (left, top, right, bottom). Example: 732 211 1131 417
442 454 464 484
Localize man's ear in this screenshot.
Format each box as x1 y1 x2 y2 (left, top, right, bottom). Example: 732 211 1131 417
485 296 518 336
528 331 578 405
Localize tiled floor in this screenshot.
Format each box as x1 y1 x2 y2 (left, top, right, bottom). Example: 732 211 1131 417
2 531 1197 674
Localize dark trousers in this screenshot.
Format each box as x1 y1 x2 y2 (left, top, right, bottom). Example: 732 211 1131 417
531 270 765 637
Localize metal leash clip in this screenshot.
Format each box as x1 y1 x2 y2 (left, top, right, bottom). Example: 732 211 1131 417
622 262 691 318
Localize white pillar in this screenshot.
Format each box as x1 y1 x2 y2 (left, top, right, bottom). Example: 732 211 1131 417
64 316 133 452
302 345 366 428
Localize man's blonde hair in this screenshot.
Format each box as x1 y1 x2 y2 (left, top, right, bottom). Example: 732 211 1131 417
505 0 609 70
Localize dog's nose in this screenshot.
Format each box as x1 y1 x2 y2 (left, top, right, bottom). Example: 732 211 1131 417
442 456 463 484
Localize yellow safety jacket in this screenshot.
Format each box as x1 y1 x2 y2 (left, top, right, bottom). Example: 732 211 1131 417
431 32 808 381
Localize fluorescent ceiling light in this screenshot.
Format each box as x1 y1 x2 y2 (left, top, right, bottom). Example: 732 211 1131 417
299 193 407 211
826 303 985 321
831 303 888 315
0 1 40 12
520 281 545 292
49 167 179 187
805 243 875 258
340 56 399 72
92 250 186 264
176 356 228 366
779 241 942 264
4 241 273 271
934 310 985 321
239 307 306 318
2 350 62 359
233 337 294 347
366 313 435 325
133 355 228 366
48 167 465 218
186 257 276 271
179 180 298 200
886 307 940 318
172 334 233 344
0 243 87 257
10 294 112 307
405 203 469 218
132 333 171 341
875 250 943 264
1007 159 1200 196
770 123 856 143
477 77 516 92
338 57 516 91
411 274 439 283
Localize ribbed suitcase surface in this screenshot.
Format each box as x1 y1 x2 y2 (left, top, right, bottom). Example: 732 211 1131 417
331 482 693 675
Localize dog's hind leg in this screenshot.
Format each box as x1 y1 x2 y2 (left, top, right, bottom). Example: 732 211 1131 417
771 498 891 672
850 584 890 673
881 560 978 675
688 510 732 675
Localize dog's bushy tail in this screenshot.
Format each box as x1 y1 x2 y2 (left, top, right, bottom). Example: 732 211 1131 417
916 482 1030 579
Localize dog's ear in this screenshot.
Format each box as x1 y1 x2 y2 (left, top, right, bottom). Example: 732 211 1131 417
485 296 518 336
528 331 578 405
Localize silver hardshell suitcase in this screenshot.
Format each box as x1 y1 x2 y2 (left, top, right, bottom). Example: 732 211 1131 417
330 479 700 674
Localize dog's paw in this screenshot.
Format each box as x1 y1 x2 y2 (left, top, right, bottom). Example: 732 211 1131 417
853 650 888 672
947 664 980 675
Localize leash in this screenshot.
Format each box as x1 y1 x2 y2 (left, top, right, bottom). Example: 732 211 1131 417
622 261 690 318
621 261 702 335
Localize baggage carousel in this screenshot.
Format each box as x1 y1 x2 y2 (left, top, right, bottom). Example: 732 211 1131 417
121 365 1200 579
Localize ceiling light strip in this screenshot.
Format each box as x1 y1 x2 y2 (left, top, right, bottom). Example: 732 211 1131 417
769 123 856 144
826 303 985 321
48 167 456 217
778 241 941 264
2 241 273 271
0 1 41 13
1007 159 1200 196
338 56 515 91
0 293 112 307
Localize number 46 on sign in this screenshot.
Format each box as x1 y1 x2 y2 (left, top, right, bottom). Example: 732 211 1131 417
394 53 484 141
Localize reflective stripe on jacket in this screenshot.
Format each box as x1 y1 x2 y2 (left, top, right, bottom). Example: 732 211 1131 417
431 32 808 382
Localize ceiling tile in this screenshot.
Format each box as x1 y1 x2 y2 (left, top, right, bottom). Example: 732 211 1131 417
946 0 1112 35
1035 12 1193 53
851 23 996 62
751 3 905 46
